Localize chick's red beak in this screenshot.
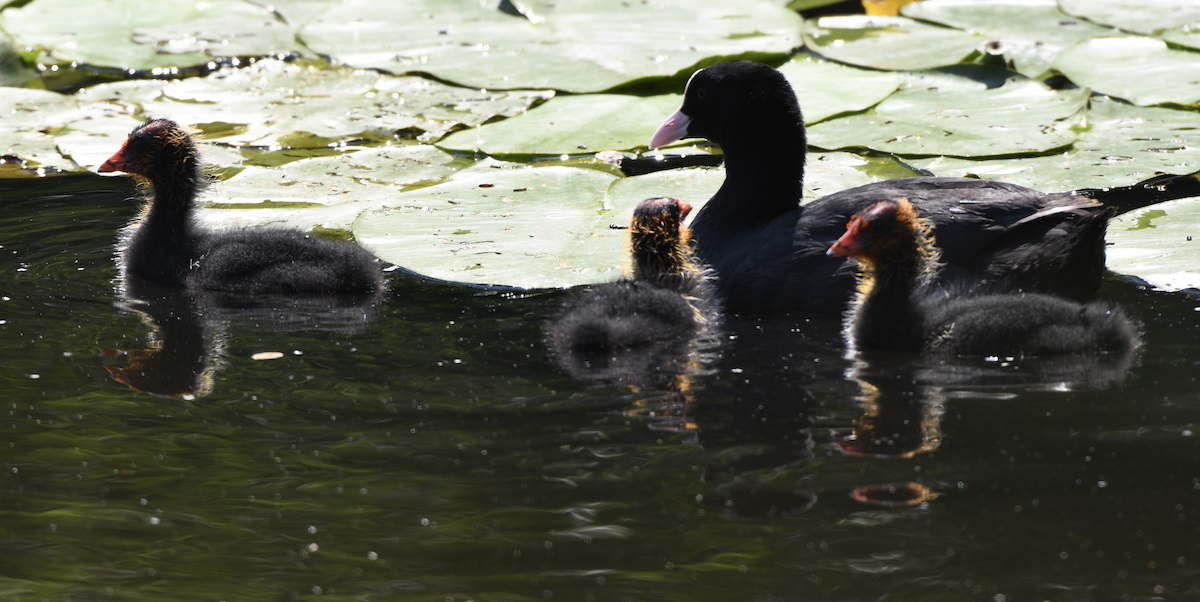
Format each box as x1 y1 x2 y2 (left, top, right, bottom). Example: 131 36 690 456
678 201 692 220
827 216 867 257
97 146 134 174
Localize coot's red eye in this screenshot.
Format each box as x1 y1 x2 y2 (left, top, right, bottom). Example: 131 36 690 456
696 88 707 100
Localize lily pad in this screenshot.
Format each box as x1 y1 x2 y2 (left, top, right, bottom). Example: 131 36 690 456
132 59 552 149
437 94 682 157
1 30 36 87
1058 0 1200 36
0 0 302 71
803 15 984 71
0 88 80 175
902 0 1120 78
909 97 1200 189
299 0 804 93
806 67 1088 157
1106 197 1200 294
1162 22 1200 51
354 165 625 288
1053 37 1200 106
778 55 900 124
603 168 723 222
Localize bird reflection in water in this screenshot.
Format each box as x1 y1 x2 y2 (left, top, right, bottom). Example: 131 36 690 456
101 276 382 398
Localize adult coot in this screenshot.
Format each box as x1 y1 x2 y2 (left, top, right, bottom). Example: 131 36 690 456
651 61 1113 311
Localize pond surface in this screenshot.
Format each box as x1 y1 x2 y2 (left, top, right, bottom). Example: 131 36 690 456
2 174 1199 601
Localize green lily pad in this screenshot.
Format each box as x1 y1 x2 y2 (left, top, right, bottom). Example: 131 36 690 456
0 88 80 175
1 30 36 87
909 97 1200 189
1162 22 1200 51
245 0 339 29
278 145 464 188
354 165 623 288
806 67 1088 157
778 55 899 124
0 0 301 71
299 0 804 93
603 168 723 221
803 15 985 71
1058 0 1200 36
132 59 552 149
1106 197 1200 293
1054 37 1200 106
902 0 1120 78
437 94 682 157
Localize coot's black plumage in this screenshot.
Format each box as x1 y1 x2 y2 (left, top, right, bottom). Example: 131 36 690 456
98 119 383 295
651 61 1113 311
547 197 718 379
827 198 1140 357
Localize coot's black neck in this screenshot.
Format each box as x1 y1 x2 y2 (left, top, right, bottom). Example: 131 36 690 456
691 120 806 232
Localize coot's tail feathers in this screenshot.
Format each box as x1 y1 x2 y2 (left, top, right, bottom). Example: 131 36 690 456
1077 170 1200 215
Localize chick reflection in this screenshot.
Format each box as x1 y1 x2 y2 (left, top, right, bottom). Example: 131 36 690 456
838 363 943 460
546 197 720 384
102 276 381 398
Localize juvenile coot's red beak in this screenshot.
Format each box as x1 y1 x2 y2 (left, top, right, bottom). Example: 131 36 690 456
650 108 691 149
678 201 692 220
97 147 134 174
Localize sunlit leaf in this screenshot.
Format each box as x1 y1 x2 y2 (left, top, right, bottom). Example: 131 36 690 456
806 67 1088 157
1054 37 1200 106
0 30 36 87
1161 22 1200 51
910 97 1200 189
437 94 682 157
778 55 899 124
803 15 984 71
902 0 1120 78
299 0 804 93
1058 0 1200 36
353 165 621 288
0 0 302 71
0 88 80 175
1107 197 1200 293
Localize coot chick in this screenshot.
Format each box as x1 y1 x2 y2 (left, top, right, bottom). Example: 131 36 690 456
827 198 1140 357
651 60 1113 311
97 119 384 295
547 197 719 380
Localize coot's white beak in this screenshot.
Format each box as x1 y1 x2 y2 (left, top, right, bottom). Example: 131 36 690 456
649 108 691 149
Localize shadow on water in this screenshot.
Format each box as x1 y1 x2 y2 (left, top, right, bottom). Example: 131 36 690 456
3 174 1200 600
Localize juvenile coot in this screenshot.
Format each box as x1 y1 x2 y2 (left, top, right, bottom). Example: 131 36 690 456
651 61 1113 311
97 119 384 295
547 197 719 379
827 198 1140 357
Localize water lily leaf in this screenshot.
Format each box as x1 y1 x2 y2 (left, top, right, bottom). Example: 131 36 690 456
806 67 1088 157
1058 0 1200 36
353 165 622 288
132 59 551 149
803 15 985 71
244 0 339 29
437 94 682 157
1053 37 1200 106
778 55 899 124
902 0 1120 78
603 168 723 221
299 0 804 93
787 0 845 9
1162 22 1200 51
0 88 80 175
0 0 301 71
1 30 36 87
909 97 1200 189
54 106 147 171
278 145 464 188
1106 197 1200 294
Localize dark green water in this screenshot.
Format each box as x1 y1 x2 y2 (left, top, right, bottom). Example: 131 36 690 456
2 175 1198 601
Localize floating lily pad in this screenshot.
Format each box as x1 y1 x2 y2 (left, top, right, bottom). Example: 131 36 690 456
778 55 899 124
245 0 338 30
354 165 623 288
0 0 302 71
1054 37 1200 106
131 59 552 149
902 0 1120 78
1162 22 1200 51
1058 0 1200 36
910 97 1200 189
1106 197 1200 294
438 94 682 157
299 0 804 93
806 67 1088 157
0 88 81 175
603 168 723 222
803 15 984 71
1 30 35 87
